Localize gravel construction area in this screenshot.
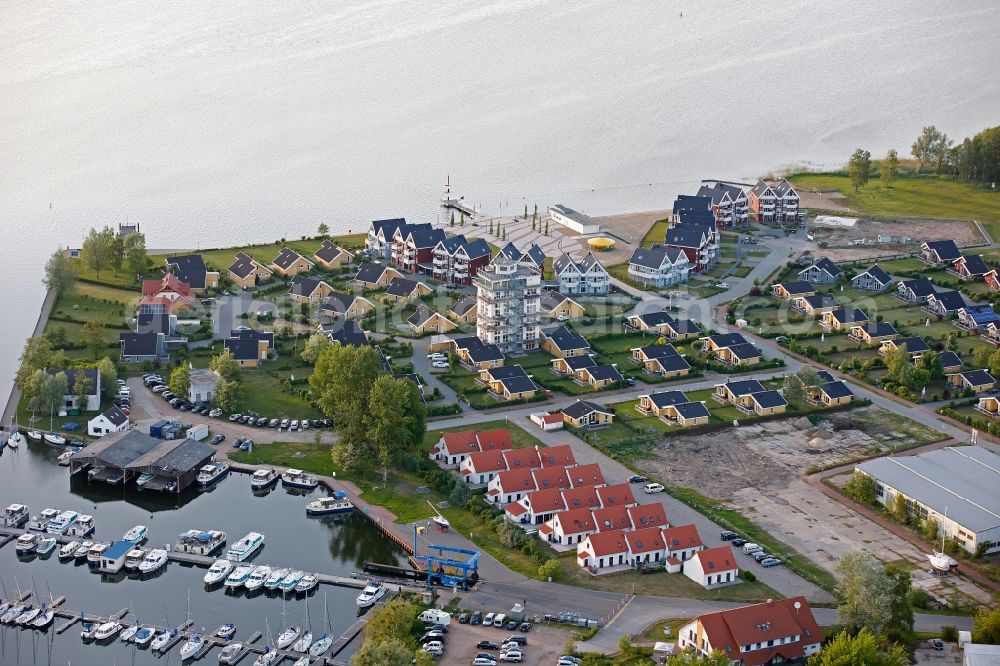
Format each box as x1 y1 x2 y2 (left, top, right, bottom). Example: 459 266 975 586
808 217 982 263
437 618 573 666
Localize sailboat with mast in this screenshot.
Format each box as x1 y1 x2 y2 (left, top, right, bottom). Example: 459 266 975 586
309 593 333 658
927 508 958 572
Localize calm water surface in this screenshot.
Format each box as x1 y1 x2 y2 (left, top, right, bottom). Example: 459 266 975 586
0 442 407 665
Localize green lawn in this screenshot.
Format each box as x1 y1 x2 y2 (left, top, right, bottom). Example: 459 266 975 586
606 262 659 292
641 219 670 248
238 371 322 419
787 172 1000 228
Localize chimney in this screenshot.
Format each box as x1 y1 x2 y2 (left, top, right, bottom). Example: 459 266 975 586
766 599 773 606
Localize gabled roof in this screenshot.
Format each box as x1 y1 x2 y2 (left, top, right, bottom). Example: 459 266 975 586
437 235 467 255
956 369 996 386
408 304 442 328
644 390 689 409
531 466 571 492
775 280 814 295
46 367 100 395
891 336 931 354
625 526 666 554
899 278 937 298
722 379 765 396
477 428 511 451
961 304 1000 325
553 507 596 533
729 343 761 360
401 224 445 249
593 505 632 532
669 319 702 335
693 597 822 666
629 245 687 270
522 243 546 268
540 290 581 313
937 350 962 368
370 218 406 238
800 293 841 309
353 262 396 284
662 523 703 550
463 449 508 474
496 373 538 395
165 254 209 289
461 238 492 260
856 321 898 338
664 225 707 249
829 307 868 324
314 239 349 263
119 331 160 357
924 239 961 261
485 365 530 381
749 179 776 198
929 290 967 311
629 311 675 328
136 312 173 336
672 194 713 215
586 364 624 382
816 370 836 383
562 355 598 372
537 444 577 468
675 208 717 230
385 277 424 298
854 264 892 285
675 401 711 420
818 381 853 400
576 252 607 274
653 354 692 373
273 247 311 271
750 390 788 409
449 295 478 317
635 344 680 360
97 405 128 427
956 254 990 275
142 272 194 298
320 319 369 347
628 503 668 530
494 467 536 494
224 328 274 361
288 276 330 299
696 183 731 205
499 242 521 261
563 399 613 419
566 463 605 488
321 291 370 315
546 325 590 353
452 335 485 351
583 530 629 556
694 545 738 572
772 179 797 197
553 252 579 276
467 343 505 364
595 483 635 507
523 487 566 513
706 332 751 348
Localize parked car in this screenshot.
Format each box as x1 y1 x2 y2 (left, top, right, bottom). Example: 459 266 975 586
470 611 482 625
743 543 762 554
505 620 518 631
643 482 664 494
720 531 739 541
761 558 782 567
472 658 496 666
716 282 729 289
503 635 527 646
62 422 80 431
209 408 223 417
499 650 523 662
483 613 495 626
211 434 225 445
431 361 449 369
542 389 554 398
229 413 242 422
152 385 168 393
290 420 299 431
300 420 309 431
753 551 770 563
518 622 531 632
419 631 445 643
559 658 583 666
732 538 747 547
268 418 279 427
422 641 444 652
323 418 333 427
458 613 470 624
624 377 636 386
255 417 267 427
427 353 446 360
422 645 443 657
627 475 647 484
476 640 499 650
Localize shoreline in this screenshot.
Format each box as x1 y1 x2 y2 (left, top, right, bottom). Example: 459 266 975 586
2 286 56 429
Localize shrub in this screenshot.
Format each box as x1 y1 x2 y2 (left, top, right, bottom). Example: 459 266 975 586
538 558 563 581
741 570 757 583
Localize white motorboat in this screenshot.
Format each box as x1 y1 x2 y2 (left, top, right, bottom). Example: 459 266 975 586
278 571 304 594
151 630 174 651
74 540 94 562
29 508 59 531
138 549 168 574
310 634 332 658
180 634 205 659
253 647 280 666
43 432 66 445
87 542 109 566
197 461 230 487
281 469 318 490
264 567 289 590
276 625 301 650
80 621 97 640
94 621 122 640
15 533 41 554
292 657 309 666
292 630 313 653
1 503 30 528
125 548 147 571
218 642 243 664
226 532 264 561
36 537 57 555
245 566 271 592
306 493 354 516
59 541 80 559
120 624 140 642
134 626 156 646
67 514 96 537
204 559 234 586
216 623 236 640
176 529 227 555
224 563 255 589
57 450 75 465
250 468 279 491
295 574 318 594
47 510 80 534
31 609 55 629
356 580 388 608
27 430 42 441
123 524 148 544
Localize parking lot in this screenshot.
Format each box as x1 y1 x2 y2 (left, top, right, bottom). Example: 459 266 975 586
431 614 575 666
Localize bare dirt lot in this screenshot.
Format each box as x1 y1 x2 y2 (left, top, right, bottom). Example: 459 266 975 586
808 217 983 263
438 618 573 666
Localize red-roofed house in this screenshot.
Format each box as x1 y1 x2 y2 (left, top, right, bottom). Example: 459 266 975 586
627 503 668 531
140 273 196 312
486 467 538 505
596 483 637 508
459 450 509 486
625 527 667 566
592 505 632 532
677 597 822 666
565 463 606 488
508 487 567 525
546 507 597 546
577 531 630 573
662 524 704 562
503 447 542 471
683 545 739 589
430 428 513 467
560 485 601 512
537 444 577 467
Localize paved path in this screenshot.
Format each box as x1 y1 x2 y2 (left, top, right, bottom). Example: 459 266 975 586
1 287 57 432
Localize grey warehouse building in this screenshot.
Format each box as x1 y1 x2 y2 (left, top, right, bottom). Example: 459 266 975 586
856 446 1000 555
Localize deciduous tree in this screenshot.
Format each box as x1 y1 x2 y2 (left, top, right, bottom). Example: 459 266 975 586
97 358 119 399
368 375 426 482
848 148 871 192
665 650 732 666
300 333 332 363
15 336 64 390
109 233 124 274
73 370 94 410
123 232 148 278
808 627 907 666
43 248 77 297
214 378 244 412
835 551 897 636
912 126 943 173
29 369 68 416
81 226 116 277
169 365 191 400
880 149 900 187
83 320 106 360
538 558 563 581
209 350 241 382
972 606 1000 644
843 471 877 505
350 636 413 666
318 223 330 236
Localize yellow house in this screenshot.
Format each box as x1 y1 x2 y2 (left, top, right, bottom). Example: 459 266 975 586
576 364 624 389
736 390 788 416
821 308 868 332
807 380 854 406
701 333 761 366
480 366 538 401
383 277 432 304
630 345 691 377
224 328 275 368
313 240 355 270
713 379 766 404
228 252 273 290
408 304 456 335
288 276 335 304
319 292 375 320
353 262 403 290
848 322 898 345
165 254 219 294
452 337 505 369
771 281 815 300
662 401 711 426
551 355 596 376
448 295 478 324
794 293 841 316
562 400 614 429
636 390 689 417
541 325 590 359
540 291 586 320
977 395 1000 416
271 247 315 277
947 369 997 393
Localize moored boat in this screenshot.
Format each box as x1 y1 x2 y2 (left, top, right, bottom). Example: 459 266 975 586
150 629 173 651
122 525 148 544
36 537 57 556
15 606 41 625
137 549 168 574
306 492 354 516
136 472 155 487
1 503 30 528
250 468 279 491
276 625 301 650
43 432 66 445
134 626 155 646
15 533 41 554
204 559 234 586
278 571 304 594
292 630 313 653
120 624 140 642
355 580 388 608
28 508 59 531
67 514 95 537
310 634 332 658
253 646 280 666
175 529 226 556
87 542 109 566
125 548 147 571
46 510 80 535
226 532 264 562
197 461 230 487
245 566 271 592
31 608 55 629
224 563 255 589
264 567 289 590
218 642 244 664
180 634 204 659
94 621 122 640
27 430 42 441
73 540 94 562
295 574 318 594
281 469 318 490
216 623 236 640
59 541 80 559
57 450 75 465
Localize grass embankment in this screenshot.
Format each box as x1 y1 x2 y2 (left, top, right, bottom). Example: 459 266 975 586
787 172 1000 237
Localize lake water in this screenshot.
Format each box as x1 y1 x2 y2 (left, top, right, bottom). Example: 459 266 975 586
2 0 999 386
0 442 407 665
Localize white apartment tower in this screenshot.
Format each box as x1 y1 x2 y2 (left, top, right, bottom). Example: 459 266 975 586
475 256 541 353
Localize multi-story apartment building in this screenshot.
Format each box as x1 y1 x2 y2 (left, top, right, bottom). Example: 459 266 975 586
553 252 610 295
475 256 541 353
749 179 800 224
431 235 492 286
627 244 691 287
390 223 445 274
365 218 407 260
696 182 750 226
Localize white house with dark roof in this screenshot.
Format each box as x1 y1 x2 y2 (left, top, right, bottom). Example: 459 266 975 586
365 218 407 260
88 405 129 437
951 254 990 280
696 182 749 226
897 277 937 303
627 245 691 287
852 264 892 292
925 290 968 316
797 257 841 284
958 304 1000 331
45 368 101 412
553 252 610 295
749 179 799 224
921 239 962 266
664 223 715 273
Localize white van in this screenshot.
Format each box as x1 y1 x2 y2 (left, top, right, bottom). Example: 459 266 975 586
494 613 507 627
418 609 451 626
743 543 762 554
643 483 664 494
